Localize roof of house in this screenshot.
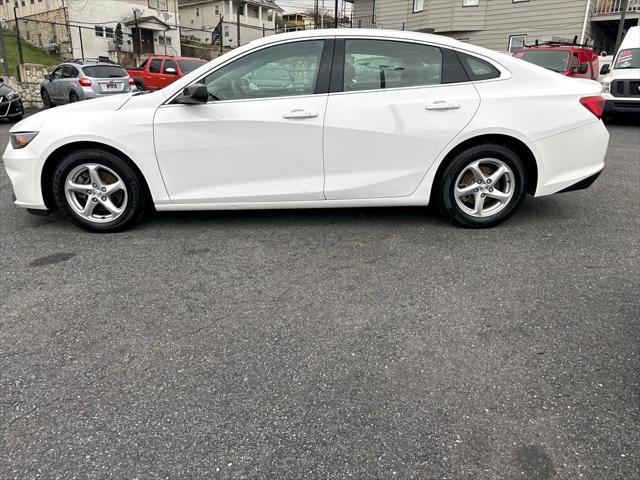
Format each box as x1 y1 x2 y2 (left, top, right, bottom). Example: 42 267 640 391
178 0 283 12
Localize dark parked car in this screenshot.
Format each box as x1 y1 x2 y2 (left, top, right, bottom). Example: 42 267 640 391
0 79 24 122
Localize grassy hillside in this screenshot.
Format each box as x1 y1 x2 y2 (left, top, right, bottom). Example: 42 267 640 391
1 31 63 75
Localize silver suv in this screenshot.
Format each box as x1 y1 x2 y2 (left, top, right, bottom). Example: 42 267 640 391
40 59 135 108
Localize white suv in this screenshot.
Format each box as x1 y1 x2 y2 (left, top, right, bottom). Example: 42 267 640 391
600 26 640 117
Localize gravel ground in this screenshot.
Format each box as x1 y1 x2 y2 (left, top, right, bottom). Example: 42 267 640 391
0 113 638 479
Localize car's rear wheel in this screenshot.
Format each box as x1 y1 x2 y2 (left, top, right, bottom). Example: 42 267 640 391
437 144 527 228
52 149 148 232
41 89 53 108
69 91 80 103
134 79 145 91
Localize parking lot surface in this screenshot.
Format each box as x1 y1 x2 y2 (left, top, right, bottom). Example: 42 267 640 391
0 115 638 479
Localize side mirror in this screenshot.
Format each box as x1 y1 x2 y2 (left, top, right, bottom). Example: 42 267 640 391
600 64 610 75
44 73 50 80
165 67 177 75
176 83 209 104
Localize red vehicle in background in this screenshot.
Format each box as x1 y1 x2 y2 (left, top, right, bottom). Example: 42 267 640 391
514 40 599 80
126 55 207 91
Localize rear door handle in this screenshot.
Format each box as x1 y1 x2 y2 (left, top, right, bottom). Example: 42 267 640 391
425 100 460 111
282 109 318 119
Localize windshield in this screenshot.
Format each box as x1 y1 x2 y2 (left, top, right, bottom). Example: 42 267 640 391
613 49 640 69
82 65 128 78
520 50 571 73
178 59 207 73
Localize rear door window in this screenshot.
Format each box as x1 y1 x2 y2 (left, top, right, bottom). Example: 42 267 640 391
149 59 163 74
82 65 128 78
163 59 178 74
343 39 443 92
61 65 77 78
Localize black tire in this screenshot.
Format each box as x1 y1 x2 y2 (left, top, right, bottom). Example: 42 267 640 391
134 79 145 91
69 91 80 103
437 144 527 228
52 149 149 233
41 89 54 108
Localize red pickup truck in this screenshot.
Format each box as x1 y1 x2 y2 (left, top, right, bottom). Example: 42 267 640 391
126 55 207 91
514 42 599 80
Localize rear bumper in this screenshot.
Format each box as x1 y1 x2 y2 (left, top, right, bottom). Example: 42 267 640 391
557 169 602 193
532 120 609 197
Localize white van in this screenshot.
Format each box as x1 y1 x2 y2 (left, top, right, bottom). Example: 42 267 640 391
600 26 640 117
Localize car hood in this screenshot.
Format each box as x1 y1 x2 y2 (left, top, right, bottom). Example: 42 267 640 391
9 93 134 133
602 68 640 82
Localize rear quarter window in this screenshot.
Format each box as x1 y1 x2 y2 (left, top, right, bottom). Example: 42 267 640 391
457 52 501 80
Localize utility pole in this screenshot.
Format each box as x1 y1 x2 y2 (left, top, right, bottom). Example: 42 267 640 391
314 0 319 29
613 0 629 54
334 0 338 28
0 28 9 76
13 6 24 67
236 0 242 47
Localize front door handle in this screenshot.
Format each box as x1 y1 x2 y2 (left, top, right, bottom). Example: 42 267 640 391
282 109 318 119
425 100 460 111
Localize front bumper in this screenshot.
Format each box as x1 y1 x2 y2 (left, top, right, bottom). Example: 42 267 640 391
604 99 640 114
0 98 24 119
2 142 48 210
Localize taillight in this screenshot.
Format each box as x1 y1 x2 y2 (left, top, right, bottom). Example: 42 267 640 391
580 95 605 119
128 77 135 85
78 77 92 87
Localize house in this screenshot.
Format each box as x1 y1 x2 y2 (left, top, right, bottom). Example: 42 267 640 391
1 0 182 62
281 12 316 31
178 0 283 47
348 0 640 54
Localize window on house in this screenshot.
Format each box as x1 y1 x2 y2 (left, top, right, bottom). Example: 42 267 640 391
413 0 424 12
196 7 199 17
148 0 168 9
94 26 104 37
267 10 273 21
463 0 479 6
344 39 443 91
105 27 114 38
202 40 325 100
508 34 526 55
214 6 219 15
251 6 259 18
21 0 26 6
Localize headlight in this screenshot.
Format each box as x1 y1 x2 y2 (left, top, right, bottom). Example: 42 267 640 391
602 82 610 93
7 92 20 100
10 132 38 149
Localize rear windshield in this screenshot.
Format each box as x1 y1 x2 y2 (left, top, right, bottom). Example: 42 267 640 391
82 65 128 78
178 59 207 73
613 48 640 69
519 50 570 73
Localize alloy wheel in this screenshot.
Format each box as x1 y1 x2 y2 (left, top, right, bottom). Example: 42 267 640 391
64 163 128 223
454 158 515 218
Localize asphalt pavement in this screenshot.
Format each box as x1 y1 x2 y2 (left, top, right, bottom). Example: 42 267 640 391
0 113 638 479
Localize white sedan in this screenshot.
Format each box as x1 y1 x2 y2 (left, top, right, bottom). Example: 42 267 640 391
3 29 609 232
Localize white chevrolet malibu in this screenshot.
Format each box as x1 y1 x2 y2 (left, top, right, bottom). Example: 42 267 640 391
4 30 609 232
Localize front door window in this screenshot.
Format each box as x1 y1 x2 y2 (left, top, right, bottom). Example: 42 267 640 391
201 40 325 101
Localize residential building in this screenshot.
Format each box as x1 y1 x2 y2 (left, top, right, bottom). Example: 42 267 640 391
348 0 640 53
281 12 316 31
1 0 182 61
178 0 283 47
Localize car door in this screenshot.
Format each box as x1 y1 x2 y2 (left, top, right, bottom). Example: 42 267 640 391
58 65 77 102
323 38 481 199
153 39 331 203
48 66 64 102
147 58 163 89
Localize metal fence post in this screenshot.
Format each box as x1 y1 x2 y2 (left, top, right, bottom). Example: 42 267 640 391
78 25 84 60
14 7 25 70
0 28 10 76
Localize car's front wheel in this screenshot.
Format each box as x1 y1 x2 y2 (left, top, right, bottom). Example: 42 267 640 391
437 144 527 228
41 89 53 108
52 149 148 232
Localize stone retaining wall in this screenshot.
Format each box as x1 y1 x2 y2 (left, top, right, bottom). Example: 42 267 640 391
3 63 48 109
